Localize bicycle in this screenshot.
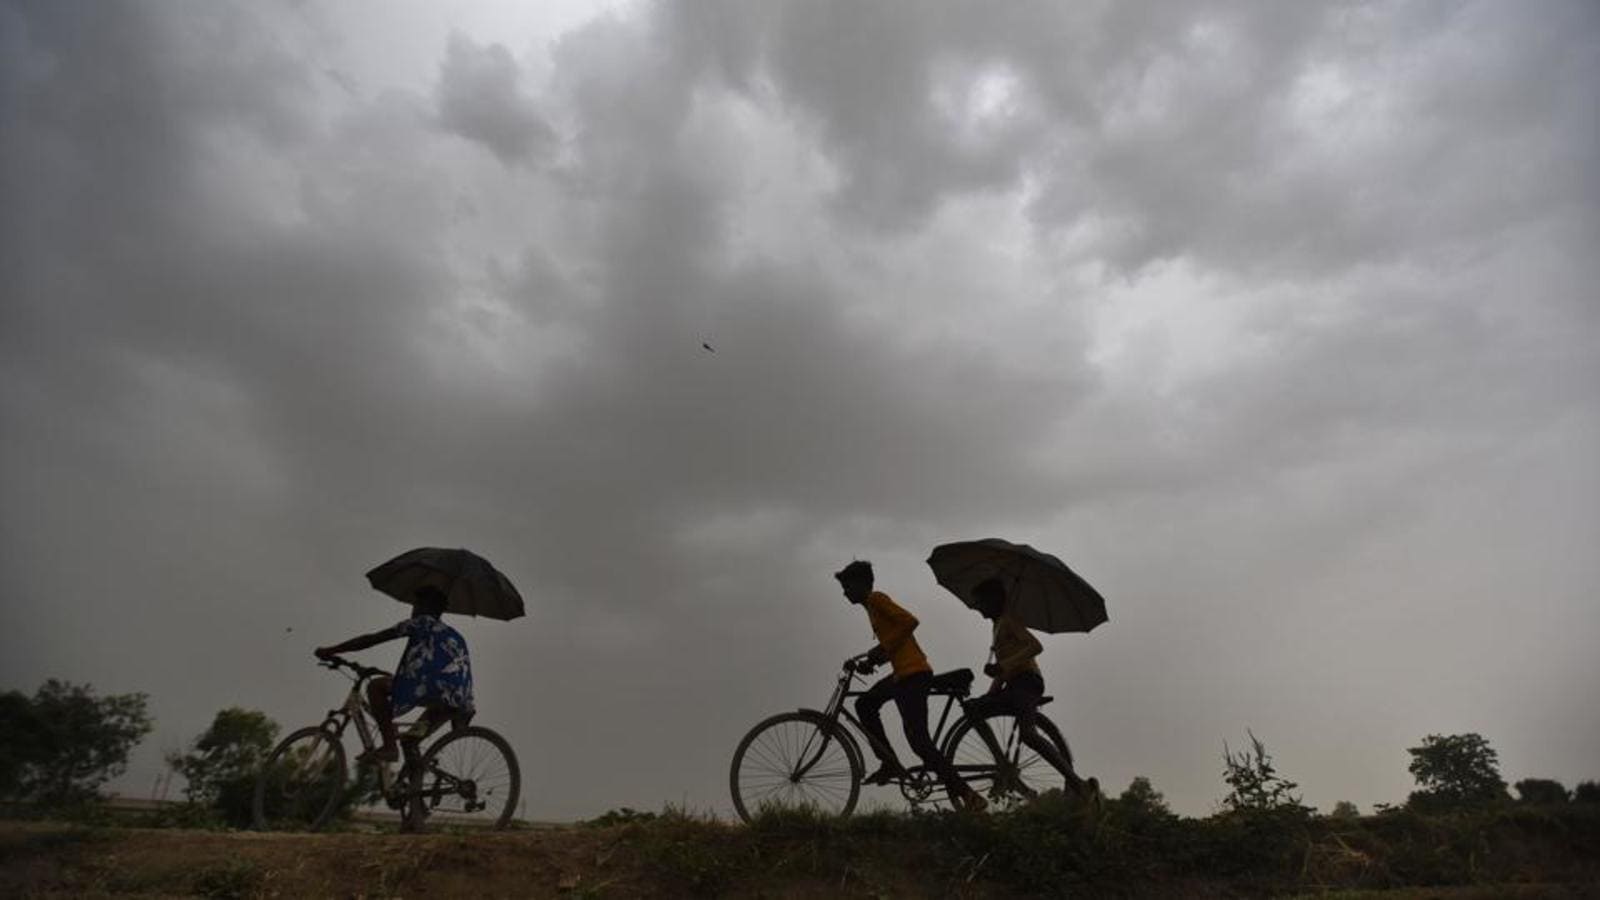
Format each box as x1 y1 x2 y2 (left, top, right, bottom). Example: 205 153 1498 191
252 655 521 831
729 653 1076 822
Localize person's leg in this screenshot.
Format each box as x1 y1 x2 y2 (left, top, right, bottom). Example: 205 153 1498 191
365 676 400 761
397 705 454 763
892 672 981 809
1004 675 1090 798
854 674 905 779
1016 713 1086 794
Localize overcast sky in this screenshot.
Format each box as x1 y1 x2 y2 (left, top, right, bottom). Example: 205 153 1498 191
2 0 1596 820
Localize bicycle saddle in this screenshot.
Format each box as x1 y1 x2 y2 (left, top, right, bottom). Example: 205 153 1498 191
928 668 975 696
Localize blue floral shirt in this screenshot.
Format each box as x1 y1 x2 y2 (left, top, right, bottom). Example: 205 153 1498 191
391 615 474 715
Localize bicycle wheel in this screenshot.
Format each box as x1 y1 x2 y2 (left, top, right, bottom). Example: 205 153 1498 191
253 726 347 830
943 710 1068 810
730 711 862 823
413 726 521 830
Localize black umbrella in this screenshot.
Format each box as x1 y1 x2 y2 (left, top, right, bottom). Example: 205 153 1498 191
927 538 1107 634
365 547 525 621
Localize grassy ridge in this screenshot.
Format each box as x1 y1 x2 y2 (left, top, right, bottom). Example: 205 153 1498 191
3 801 1598 897
624 799 1600 896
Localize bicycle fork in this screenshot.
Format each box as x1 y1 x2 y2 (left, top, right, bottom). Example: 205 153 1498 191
790 725 839 781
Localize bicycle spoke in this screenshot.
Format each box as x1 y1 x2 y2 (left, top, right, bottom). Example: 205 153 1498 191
945 713 1068 810
255 728 345 830
733 715 858 819
747 738 790 775
420 730 518 826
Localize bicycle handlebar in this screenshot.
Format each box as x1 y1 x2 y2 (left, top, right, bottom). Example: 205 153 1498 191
841 652 874 674
318 655 388 680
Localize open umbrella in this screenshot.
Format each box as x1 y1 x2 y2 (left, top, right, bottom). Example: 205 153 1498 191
365 547 525 621
927 538 1107 634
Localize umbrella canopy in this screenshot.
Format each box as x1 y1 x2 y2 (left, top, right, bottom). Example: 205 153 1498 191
365 547 525 621
927 538 1107 634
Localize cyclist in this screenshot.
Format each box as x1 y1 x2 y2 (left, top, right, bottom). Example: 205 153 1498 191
836 560 987 812
314 584 473 763
968 577 1098 804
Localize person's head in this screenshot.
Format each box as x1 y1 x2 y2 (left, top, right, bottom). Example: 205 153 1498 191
834 560 874 605
412 585 448 618
972 578 1006 620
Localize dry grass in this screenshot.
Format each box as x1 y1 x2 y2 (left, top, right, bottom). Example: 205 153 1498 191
3 802 1598 899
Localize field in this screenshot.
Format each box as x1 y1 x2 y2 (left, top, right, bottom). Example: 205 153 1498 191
4 801 1599 898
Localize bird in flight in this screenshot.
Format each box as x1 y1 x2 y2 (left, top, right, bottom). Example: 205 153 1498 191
702 341 716 353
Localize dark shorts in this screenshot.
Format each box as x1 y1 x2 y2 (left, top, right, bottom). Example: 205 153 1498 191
972 671 1045 722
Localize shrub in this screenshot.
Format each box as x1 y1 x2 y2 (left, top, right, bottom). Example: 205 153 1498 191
586 806 659 827
1329 800 1360 820
1221 731 1308 814
166 708 280 827
1514 778 1569 805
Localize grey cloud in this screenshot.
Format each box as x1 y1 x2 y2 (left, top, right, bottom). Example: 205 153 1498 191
435 33 557 166
665 2 1600 278
3 0 1596 820
662 0 1058 229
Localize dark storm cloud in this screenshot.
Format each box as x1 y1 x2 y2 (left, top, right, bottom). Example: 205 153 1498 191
2 0 1596 819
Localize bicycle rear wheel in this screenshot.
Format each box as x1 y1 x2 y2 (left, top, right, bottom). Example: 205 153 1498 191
414 726 521 830
253 726 347 830
730 711 862 823
943 710 1068 810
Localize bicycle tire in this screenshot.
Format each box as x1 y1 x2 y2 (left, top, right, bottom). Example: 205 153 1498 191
413 725 521 830
730 710 863 824
253 725 348 831
942 709 1070 810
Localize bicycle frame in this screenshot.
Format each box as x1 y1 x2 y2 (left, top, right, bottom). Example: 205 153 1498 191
316 664 443 800
790 659 965 787
731 655 1078 821
804 658 1066 796
833 672 964 770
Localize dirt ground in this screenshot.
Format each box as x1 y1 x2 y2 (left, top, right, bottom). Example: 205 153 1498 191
0 821 1006 899
2 823 667 899
5 821 1599 899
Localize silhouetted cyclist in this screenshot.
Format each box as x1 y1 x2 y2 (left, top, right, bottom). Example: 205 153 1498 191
836 560 987 812
967 577 1098 804
314 585 473 763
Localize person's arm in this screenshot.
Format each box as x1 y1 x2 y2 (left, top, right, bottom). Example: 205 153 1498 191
849 646 886 673
315 625 403 659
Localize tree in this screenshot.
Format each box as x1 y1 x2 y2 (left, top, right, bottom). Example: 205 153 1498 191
166 708 279 826
1513 778 1569 805
1574 781 1600 805
1221 731 1307 814
0 679 153 805
0 690 42 798
1118 775 1174 818
1406 733 1508 810
1329 800 1360 820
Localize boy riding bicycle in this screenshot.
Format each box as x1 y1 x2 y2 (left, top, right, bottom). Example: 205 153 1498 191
315 585 473 763
836 560 987 812
967 577 1098 805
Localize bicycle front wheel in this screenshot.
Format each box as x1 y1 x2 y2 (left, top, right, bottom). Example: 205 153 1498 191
943 710 1068 810
253 726 347 830
730 711 862 823
415 726 521 830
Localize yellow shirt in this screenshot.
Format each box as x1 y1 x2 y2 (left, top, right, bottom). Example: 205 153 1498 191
992 614 1042 680
864 591 931 680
